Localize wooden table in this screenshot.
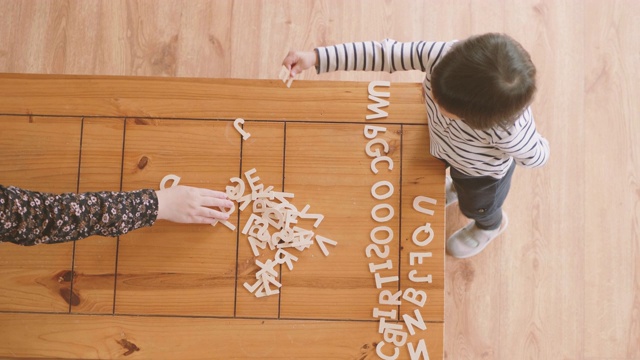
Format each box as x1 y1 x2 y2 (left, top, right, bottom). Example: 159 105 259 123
0 74 444 359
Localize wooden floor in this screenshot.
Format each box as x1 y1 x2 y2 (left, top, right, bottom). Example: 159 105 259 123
0 0 638 359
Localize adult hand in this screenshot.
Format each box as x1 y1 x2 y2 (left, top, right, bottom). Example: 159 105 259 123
155 185 233 224
282 50 317 77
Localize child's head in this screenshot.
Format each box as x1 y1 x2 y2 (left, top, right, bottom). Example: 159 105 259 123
431 33 536 130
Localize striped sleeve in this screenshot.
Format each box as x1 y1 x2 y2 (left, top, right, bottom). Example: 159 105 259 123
315 39 449 75
494 108 550 168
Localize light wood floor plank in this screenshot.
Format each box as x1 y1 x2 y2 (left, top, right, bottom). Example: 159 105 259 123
1 1 639 358
497 1 587 359
584 0 640 358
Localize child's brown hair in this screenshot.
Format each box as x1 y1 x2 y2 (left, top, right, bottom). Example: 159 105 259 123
431 33 536 130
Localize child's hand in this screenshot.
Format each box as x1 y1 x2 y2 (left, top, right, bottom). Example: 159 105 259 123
282 51 317 77
155 185 234 224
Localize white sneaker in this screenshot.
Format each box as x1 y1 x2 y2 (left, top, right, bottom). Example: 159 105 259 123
446 211 508 258
446 175 458 207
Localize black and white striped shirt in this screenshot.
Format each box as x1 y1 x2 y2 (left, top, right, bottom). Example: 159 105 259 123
315 39 550 179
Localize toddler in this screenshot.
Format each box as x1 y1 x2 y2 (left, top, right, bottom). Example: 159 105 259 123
283 33 549 258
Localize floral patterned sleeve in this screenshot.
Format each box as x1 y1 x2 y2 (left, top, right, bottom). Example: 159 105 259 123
0 185 158 246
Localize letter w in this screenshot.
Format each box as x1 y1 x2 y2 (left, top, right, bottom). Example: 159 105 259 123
367 80 390 120
367 95 389 120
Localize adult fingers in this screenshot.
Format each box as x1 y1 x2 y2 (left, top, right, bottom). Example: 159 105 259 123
201 197 234 209
198 188 229 199
198 207 231 221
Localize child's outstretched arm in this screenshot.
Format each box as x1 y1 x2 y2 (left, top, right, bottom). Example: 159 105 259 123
284 40 451 77
282 50 318 77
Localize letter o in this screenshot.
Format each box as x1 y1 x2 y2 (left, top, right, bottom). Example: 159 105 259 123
371 180 394 200
412 222 434 247
371 226 393 245
372 204 394 223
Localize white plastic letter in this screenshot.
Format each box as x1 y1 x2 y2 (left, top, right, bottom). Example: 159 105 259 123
369 259 393 273
373 307 397 319
371 156 394 174
408 270 432 284
274 249 298 271
374 273 399 289
243 278 263 293
279 65 294 88
367 95 390 120
315 235 338 256
413 196 437 216
248 236 267 256
225 177 245 200
379 290 402 306
412 223 434 247
403 288 427 307
160 174 180 190
379 318 407 347
409 270 432 284
233 118 251 140
368 80 391 97
408 339 430 360
364 125 387 139
402 309 427 336
366 138 389 157
371 203 395 223
376 341 399 360
371 226 393 245
244 168 262 192
410 252 432 266
371 181 394 200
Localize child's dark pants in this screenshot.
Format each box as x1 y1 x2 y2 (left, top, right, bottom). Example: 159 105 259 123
449 161 516 230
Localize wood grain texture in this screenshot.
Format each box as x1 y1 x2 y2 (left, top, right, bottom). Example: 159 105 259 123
0 0 639 359
584 0 640 358
0 116 82 192
0 76 443 357
0 116 81 312
235 122 285 318
0 312 444 359
497 1 586 359
72 118 125 314
114 119 241 316
399 125 445 322
280 123 404 320
0 74 426 123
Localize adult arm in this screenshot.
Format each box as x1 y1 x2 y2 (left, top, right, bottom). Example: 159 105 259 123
0 185 158 246
0 184 234 246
